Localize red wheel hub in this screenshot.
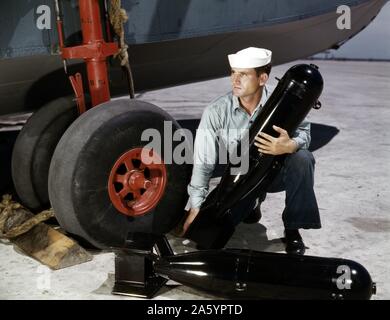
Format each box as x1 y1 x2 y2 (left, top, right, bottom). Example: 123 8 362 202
108 148 167 216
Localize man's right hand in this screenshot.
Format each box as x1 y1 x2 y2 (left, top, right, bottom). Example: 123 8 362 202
180 208 200 237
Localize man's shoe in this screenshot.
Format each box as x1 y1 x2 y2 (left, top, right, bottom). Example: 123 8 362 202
284 229 305 255
243 204 262 224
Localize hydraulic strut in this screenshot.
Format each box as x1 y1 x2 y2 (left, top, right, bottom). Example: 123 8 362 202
55 0 119 112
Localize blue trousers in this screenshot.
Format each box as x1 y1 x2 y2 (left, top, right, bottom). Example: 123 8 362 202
229 149 321 230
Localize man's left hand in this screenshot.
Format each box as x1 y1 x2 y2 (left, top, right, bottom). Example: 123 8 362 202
254 125 298 155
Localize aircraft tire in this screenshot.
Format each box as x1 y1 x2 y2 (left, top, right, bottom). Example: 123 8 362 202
11 96 78 211
48 99 190 248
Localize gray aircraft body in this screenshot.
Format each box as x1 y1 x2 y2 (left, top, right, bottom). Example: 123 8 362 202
0 0 388 115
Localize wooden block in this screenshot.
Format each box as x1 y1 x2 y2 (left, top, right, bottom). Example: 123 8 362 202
12 224 93 270
1 195 93 270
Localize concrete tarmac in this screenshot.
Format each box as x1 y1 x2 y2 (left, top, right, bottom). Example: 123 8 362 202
0 59 389 300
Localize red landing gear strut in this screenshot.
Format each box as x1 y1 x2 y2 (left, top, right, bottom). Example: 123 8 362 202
55 0 118 113
54 1 169 218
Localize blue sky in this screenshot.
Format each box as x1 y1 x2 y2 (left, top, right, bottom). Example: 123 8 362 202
315 1 390 60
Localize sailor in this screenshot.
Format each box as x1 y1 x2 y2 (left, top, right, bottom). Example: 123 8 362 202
182 47 321 255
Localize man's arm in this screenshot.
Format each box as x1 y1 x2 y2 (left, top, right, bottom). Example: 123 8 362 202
183 106 221 234
292 119 311 150
254 118 311 155
188 106 220 207
188 107 219 204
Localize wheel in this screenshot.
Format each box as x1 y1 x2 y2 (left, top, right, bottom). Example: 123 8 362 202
48 99 191 248
11 97 78 211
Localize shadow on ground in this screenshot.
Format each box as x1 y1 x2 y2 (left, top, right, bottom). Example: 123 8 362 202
0 130 18 195
227 223 285 252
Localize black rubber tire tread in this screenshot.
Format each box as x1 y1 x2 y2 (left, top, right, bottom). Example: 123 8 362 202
11 96 78 211
48 99 191 249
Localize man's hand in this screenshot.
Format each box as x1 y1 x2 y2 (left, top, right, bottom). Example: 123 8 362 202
180 208 200 237
254 125 298 155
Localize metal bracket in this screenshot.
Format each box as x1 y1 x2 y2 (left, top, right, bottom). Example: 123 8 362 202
111 233 173 299
69 73 86 114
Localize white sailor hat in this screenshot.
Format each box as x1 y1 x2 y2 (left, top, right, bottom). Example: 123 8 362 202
228 47 272 68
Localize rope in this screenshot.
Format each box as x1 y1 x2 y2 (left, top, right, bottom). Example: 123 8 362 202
0 194 21 232
109 0 135 99
0 194 55 239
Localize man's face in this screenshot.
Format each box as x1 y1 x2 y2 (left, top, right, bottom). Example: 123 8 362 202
230 68 267 98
